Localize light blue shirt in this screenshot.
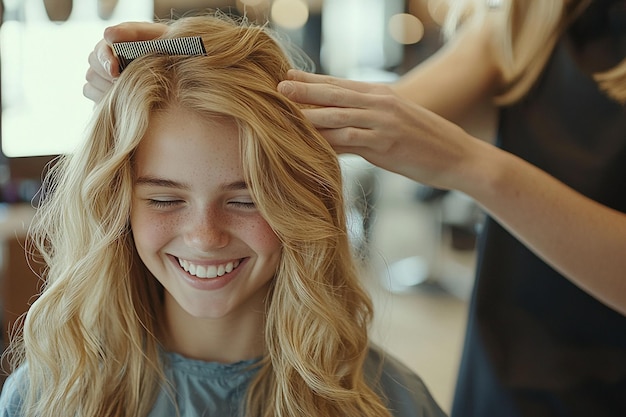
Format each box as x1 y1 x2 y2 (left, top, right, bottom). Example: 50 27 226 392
0 345 447 417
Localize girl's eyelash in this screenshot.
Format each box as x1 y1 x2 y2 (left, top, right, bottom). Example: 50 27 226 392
148 199 181 208
146 200 255 209
230 201 256 209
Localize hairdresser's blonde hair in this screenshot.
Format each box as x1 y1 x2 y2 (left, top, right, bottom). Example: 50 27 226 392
11 13 391 417
441 0 626 104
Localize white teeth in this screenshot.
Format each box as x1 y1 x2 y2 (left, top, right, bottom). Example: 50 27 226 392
178 258 240 279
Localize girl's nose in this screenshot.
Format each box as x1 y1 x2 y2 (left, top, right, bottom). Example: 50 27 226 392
183 208 230 251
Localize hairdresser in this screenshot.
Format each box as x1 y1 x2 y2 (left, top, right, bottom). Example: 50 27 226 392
278 1 626 417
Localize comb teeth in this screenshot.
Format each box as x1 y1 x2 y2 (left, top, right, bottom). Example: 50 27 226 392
112 37 207 71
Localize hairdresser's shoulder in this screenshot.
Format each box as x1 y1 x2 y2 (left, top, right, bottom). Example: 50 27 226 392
0 366 27 417
365 345 448 417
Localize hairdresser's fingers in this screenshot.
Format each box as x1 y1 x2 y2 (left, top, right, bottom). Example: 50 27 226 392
84 22 167 102
84 39 117 103
85 66 113 91
317 126 371 148
84 66 114 102
88 38 118 81
279 78 391 110
92 22 167 79
300 106 379 131
285 69 388 94
315 128 396 164
297 90 405 132
103 21 168 43
82 80 107 103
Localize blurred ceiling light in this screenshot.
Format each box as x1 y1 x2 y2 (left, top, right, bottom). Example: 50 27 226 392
427 0 449 26
271 0 309 30
388 13 424 45
408 0 438 27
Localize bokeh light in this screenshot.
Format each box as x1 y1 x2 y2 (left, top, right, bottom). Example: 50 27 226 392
427 0 449 26
271 0 309 30
388 13 424 45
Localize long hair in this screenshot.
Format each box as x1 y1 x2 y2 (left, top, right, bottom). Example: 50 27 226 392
441 0 625 105
10 13 392 417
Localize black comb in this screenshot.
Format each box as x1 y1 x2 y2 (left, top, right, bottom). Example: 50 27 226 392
112 37 207 71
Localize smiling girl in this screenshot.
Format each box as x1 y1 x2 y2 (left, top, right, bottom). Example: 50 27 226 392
0 13 445 417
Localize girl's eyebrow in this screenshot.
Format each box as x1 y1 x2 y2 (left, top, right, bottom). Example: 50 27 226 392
222 181 249 191
135 176 189 190
134 176 248 191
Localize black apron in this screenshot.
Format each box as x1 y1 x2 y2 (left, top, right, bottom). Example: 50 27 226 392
451 1 626 416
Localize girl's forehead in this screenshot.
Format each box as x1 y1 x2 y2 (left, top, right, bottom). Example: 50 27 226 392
135 108 244 181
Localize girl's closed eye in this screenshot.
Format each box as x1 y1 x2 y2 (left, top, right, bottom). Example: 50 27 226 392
229 199 257 209
147 199 185 209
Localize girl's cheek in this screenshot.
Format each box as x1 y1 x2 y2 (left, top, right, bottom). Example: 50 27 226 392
252 219 282 249
132 209 178 244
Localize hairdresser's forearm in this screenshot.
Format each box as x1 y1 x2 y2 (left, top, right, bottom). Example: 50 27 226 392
461 140 626 315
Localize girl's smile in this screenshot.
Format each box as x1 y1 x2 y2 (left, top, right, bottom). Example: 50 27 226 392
176 256 242 279
169 254 245 291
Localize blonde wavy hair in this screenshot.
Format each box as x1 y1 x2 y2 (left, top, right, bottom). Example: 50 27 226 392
9 13 392 417
441 0 626 105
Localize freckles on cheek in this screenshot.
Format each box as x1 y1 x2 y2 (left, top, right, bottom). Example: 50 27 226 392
132 211 177 246
250 219 282 248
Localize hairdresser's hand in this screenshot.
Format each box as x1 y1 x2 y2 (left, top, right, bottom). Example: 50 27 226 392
83 22 167 103
278 70 486 191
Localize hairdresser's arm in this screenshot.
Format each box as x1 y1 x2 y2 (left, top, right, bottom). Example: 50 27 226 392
279 76 626 315
466 139 626 316
83 22 167 102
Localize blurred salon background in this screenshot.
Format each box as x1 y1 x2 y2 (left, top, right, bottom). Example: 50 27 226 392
0 0 499 412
